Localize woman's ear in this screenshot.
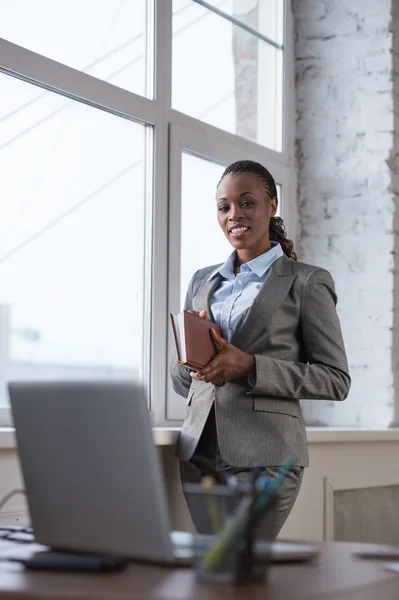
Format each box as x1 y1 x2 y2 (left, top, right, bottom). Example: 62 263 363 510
270 196 278 217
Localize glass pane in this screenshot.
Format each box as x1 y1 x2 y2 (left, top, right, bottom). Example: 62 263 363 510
180 154 230 307
172 1 283 151
0 0 153 98
180 152 282 307
187 0 284 45
0 74 150 405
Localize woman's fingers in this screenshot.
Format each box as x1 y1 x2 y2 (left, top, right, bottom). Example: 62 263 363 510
188 310 208 319
190 371 205 380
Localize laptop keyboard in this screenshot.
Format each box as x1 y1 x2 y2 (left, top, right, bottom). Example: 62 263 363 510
0 526 34 544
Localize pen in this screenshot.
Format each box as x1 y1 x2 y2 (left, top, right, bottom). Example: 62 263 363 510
201 458 294 570
254 458 295 514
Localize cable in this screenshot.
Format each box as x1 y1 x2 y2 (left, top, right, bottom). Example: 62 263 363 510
0 489 26 513
0 490 33 545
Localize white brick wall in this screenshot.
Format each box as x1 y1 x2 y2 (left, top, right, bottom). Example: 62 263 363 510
293 0 396 426
391 2 399 427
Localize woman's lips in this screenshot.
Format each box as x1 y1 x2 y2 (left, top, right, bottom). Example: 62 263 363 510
229 226 250 239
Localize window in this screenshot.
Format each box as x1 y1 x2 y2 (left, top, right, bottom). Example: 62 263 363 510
167 124 289 419
172 0 284 150
1 74 151 391
0 0 153 97
180 153 231 307
201 0 284 43
0 0 294 426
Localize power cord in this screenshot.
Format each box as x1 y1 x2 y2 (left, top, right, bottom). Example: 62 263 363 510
0 489 26 513
0 489 33 544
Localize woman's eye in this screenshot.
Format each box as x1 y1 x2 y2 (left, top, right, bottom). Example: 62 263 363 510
242 201 253 207
218 205 228 212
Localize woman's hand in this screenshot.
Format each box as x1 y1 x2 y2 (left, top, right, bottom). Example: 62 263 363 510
191 329 255 385
188 310 208 319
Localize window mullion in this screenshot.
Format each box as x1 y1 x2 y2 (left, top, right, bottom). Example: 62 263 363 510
151 0 173 424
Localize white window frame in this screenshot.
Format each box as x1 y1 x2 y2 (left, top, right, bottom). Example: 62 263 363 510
0 0 296 427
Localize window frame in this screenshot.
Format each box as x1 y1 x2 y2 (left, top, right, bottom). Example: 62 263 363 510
0 0 296 427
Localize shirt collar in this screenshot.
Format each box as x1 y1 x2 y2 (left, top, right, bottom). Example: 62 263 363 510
208 243 284 281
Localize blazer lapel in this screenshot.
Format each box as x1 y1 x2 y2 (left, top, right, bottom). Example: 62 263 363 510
232 255 296 350
192 274 222 321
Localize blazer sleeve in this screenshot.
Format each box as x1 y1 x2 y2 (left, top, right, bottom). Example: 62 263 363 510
251 268 351 401
169 271 198 399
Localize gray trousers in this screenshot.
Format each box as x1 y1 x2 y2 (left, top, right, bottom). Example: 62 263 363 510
180 406 304 541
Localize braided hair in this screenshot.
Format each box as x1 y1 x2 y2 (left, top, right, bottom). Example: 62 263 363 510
218 160 297 261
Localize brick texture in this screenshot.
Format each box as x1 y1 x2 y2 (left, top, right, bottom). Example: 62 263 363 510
293 0 396 426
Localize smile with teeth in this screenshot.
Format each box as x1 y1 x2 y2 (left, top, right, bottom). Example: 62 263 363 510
229 226 250 235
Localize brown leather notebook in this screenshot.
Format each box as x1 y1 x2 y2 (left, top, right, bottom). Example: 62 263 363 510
170 311 222 371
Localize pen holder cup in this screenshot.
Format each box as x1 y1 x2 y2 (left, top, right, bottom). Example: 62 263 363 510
182 482 278 585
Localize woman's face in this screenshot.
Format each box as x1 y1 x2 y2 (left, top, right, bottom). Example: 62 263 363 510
216 172 278 256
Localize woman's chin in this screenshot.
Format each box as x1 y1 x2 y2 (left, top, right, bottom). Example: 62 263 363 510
228 238 252 250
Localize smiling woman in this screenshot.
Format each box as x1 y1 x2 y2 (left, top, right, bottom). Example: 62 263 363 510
170 159 351 541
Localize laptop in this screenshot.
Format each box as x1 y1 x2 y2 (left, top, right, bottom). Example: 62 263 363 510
8 380 319 564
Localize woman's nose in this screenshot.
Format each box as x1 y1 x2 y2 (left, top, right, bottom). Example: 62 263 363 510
228 205 244 220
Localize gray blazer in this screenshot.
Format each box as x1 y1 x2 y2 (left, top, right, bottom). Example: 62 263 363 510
171 255 350 468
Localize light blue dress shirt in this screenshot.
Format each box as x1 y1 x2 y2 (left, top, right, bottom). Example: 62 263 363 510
208 243 284 342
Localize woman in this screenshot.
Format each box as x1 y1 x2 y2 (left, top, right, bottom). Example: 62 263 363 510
171 160 350 539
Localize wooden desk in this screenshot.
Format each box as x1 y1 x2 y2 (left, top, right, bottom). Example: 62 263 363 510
0 540 398 599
